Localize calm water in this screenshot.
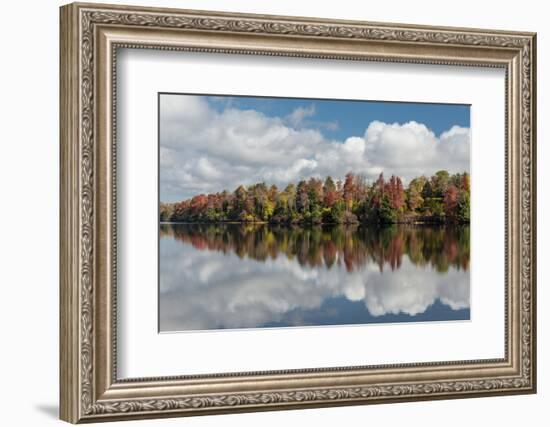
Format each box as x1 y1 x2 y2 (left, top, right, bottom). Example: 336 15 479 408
159 223 470 332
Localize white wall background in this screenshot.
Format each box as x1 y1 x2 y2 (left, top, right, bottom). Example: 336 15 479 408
0 0 545 426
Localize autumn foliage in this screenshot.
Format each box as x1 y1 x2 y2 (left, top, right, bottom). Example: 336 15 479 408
160 170 470 225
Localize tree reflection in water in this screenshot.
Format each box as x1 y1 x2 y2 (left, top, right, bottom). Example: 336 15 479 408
160 223 469 274
159 223 470 332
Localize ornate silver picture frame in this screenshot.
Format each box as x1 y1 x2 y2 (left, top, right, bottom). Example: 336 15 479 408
60 2 536 423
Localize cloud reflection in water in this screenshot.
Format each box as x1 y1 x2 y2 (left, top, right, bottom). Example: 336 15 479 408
159 224 470 332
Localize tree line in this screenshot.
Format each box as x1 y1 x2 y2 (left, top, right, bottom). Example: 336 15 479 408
160 170 470 225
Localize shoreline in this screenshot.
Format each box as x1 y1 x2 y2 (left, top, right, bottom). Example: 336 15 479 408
160 220 470 226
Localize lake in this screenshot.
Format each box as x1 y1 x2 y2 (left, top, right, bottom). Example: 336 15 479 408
159 223 470 332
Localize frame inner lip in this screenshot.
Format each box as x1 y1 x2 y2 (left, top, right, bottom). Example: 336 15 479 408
109 41 511 383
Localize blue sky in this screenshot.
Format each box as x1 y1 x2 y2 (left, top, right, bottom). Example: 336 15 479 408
160 93 471 202
207 94 470 140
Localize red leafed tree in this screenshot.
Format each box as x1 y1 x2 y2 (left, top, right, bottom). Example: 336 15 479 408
323 176 338 208
444 185 459 219
385 175 405 211
172 200 190 218
324 190 338 208
190 194 208 213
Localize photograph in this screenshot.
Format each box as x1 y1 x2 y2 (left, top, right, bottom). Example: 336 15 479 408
158 94 472 332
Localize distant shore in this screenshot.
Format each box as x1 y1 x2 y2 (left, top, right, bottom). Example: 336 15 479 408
160 217 469 226
161 171 470 226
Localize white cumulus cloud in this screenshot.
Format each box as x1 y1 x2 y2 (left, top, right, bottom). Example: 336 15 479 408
160 95 470 201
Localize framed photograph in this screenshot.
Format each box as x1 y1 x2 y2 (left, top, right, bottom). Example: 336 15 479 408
60 2 537 423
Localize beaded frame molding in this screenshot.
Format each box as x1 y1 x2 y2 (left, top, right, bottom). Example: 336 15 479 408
60 2 536 423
